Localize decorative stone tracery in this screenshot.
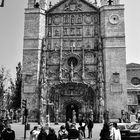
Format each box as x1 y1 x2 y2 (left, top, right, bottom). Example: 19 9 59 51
38 0 105 122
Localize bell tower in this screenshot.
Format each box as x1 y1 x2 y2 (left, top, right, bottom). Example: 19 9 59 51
22 0 47 121
100 0 127 119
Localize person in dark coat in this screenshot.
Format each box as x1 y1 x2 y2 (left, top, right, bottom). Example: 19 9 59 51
65 119 71 132
37 127 47 140
87 117 94 138
68 123 79 140
1 124 15 140
100 123 111 140
46 127 57 140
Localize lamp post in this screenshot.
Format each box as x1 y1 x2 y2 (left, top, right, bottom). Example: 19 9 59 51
0 0 4 7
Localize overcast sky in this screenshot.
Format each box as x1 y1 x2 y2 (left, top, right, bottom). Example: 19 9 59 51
0 0 139 79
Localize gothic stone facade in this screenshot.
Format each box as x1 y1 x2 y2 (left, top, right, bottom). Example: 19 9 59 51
22 0 127 122
127 63 140 114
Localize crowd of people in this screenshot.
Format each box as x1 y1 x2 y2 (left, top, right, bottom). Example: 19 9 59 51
0 115 122 140
29 116 94 140
30 124 79 140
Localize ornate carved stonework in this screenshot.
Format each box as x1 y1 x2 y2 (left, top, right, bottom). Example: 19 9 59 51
22 0 127 124
64 0 82 11
53 15 61 25
84 14 93 24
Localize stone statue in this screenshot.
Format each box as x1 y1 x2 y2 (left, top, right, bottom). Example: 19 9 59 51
72 110 76 123
70 61 74 82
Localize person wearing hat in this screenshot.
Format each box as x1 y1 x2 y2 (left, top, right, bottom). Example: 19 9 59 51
58 125 68 140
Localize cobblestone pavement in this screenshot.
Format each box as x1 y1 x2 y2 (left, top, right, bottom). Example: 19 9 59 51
11 122 103 140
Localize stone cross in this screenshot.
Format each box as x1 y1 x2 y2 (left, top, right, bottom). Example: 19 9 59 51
108 0 114 5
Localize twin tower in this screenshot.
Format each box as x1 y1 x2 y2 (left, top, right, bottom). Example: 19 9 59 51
22 0 127 122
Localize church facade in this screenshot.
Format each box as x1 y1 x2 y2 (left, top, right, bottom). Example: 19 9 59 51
22 0 127 122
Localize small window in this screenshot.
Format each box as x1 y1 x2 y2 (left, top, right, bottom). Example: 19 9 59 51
131 77 140 85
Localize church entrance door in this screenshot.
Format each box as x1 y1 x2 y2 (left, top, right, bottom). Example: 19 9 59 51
66 103 79 122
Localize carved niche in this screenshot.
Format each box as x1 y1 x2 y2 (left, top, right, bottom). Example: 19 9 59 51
85 66 96 79
85 52 95 64
53 27 61 37
53 39 61 50
24 74 33 84
49 52 60 64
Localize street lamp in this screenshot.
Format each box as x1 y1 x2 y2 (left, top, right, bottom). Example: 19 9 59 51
0 0 4 7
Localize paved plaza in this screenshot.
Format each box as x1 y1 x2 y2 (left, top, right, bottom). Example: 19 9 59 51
11 122 103 140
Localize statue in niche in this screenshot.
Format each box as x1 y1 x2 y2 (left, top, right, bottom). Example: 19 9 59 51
72 110 76 123
94 15 98 23
94 27 98 35
70 61 74 82
77 14 83 24
54 29 59 36
64 15 69 24
70 28 75 36
63 28 68 36
77 39 82 47
77 27 82 36
112 72 120 83
25 74 32 84
86 27 91 36
48 28 52 37
63 40 68 48
54 41 59 49
71 15 75 24
86 40 91 48
47 41 51 49
48 17 52 25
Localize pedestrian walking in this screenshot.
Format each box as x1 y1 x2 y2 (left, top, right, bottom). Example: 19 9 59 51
65 119 71 132
1 124 15 140
37 127 47 140
87 117 94 138
58 125 68 140
78 127 84 140
79 117 86 138
46 127 57 140
68 123 79 140
110 122 121 140
100 123 111 140
30 126 40 140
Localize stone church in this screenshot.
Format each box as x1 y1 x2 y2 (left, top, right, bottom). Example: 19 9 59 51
22 0 127 123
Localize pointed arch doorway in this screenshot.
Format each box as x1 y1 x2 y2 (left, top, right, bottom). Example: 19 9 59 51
66 103 80 122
